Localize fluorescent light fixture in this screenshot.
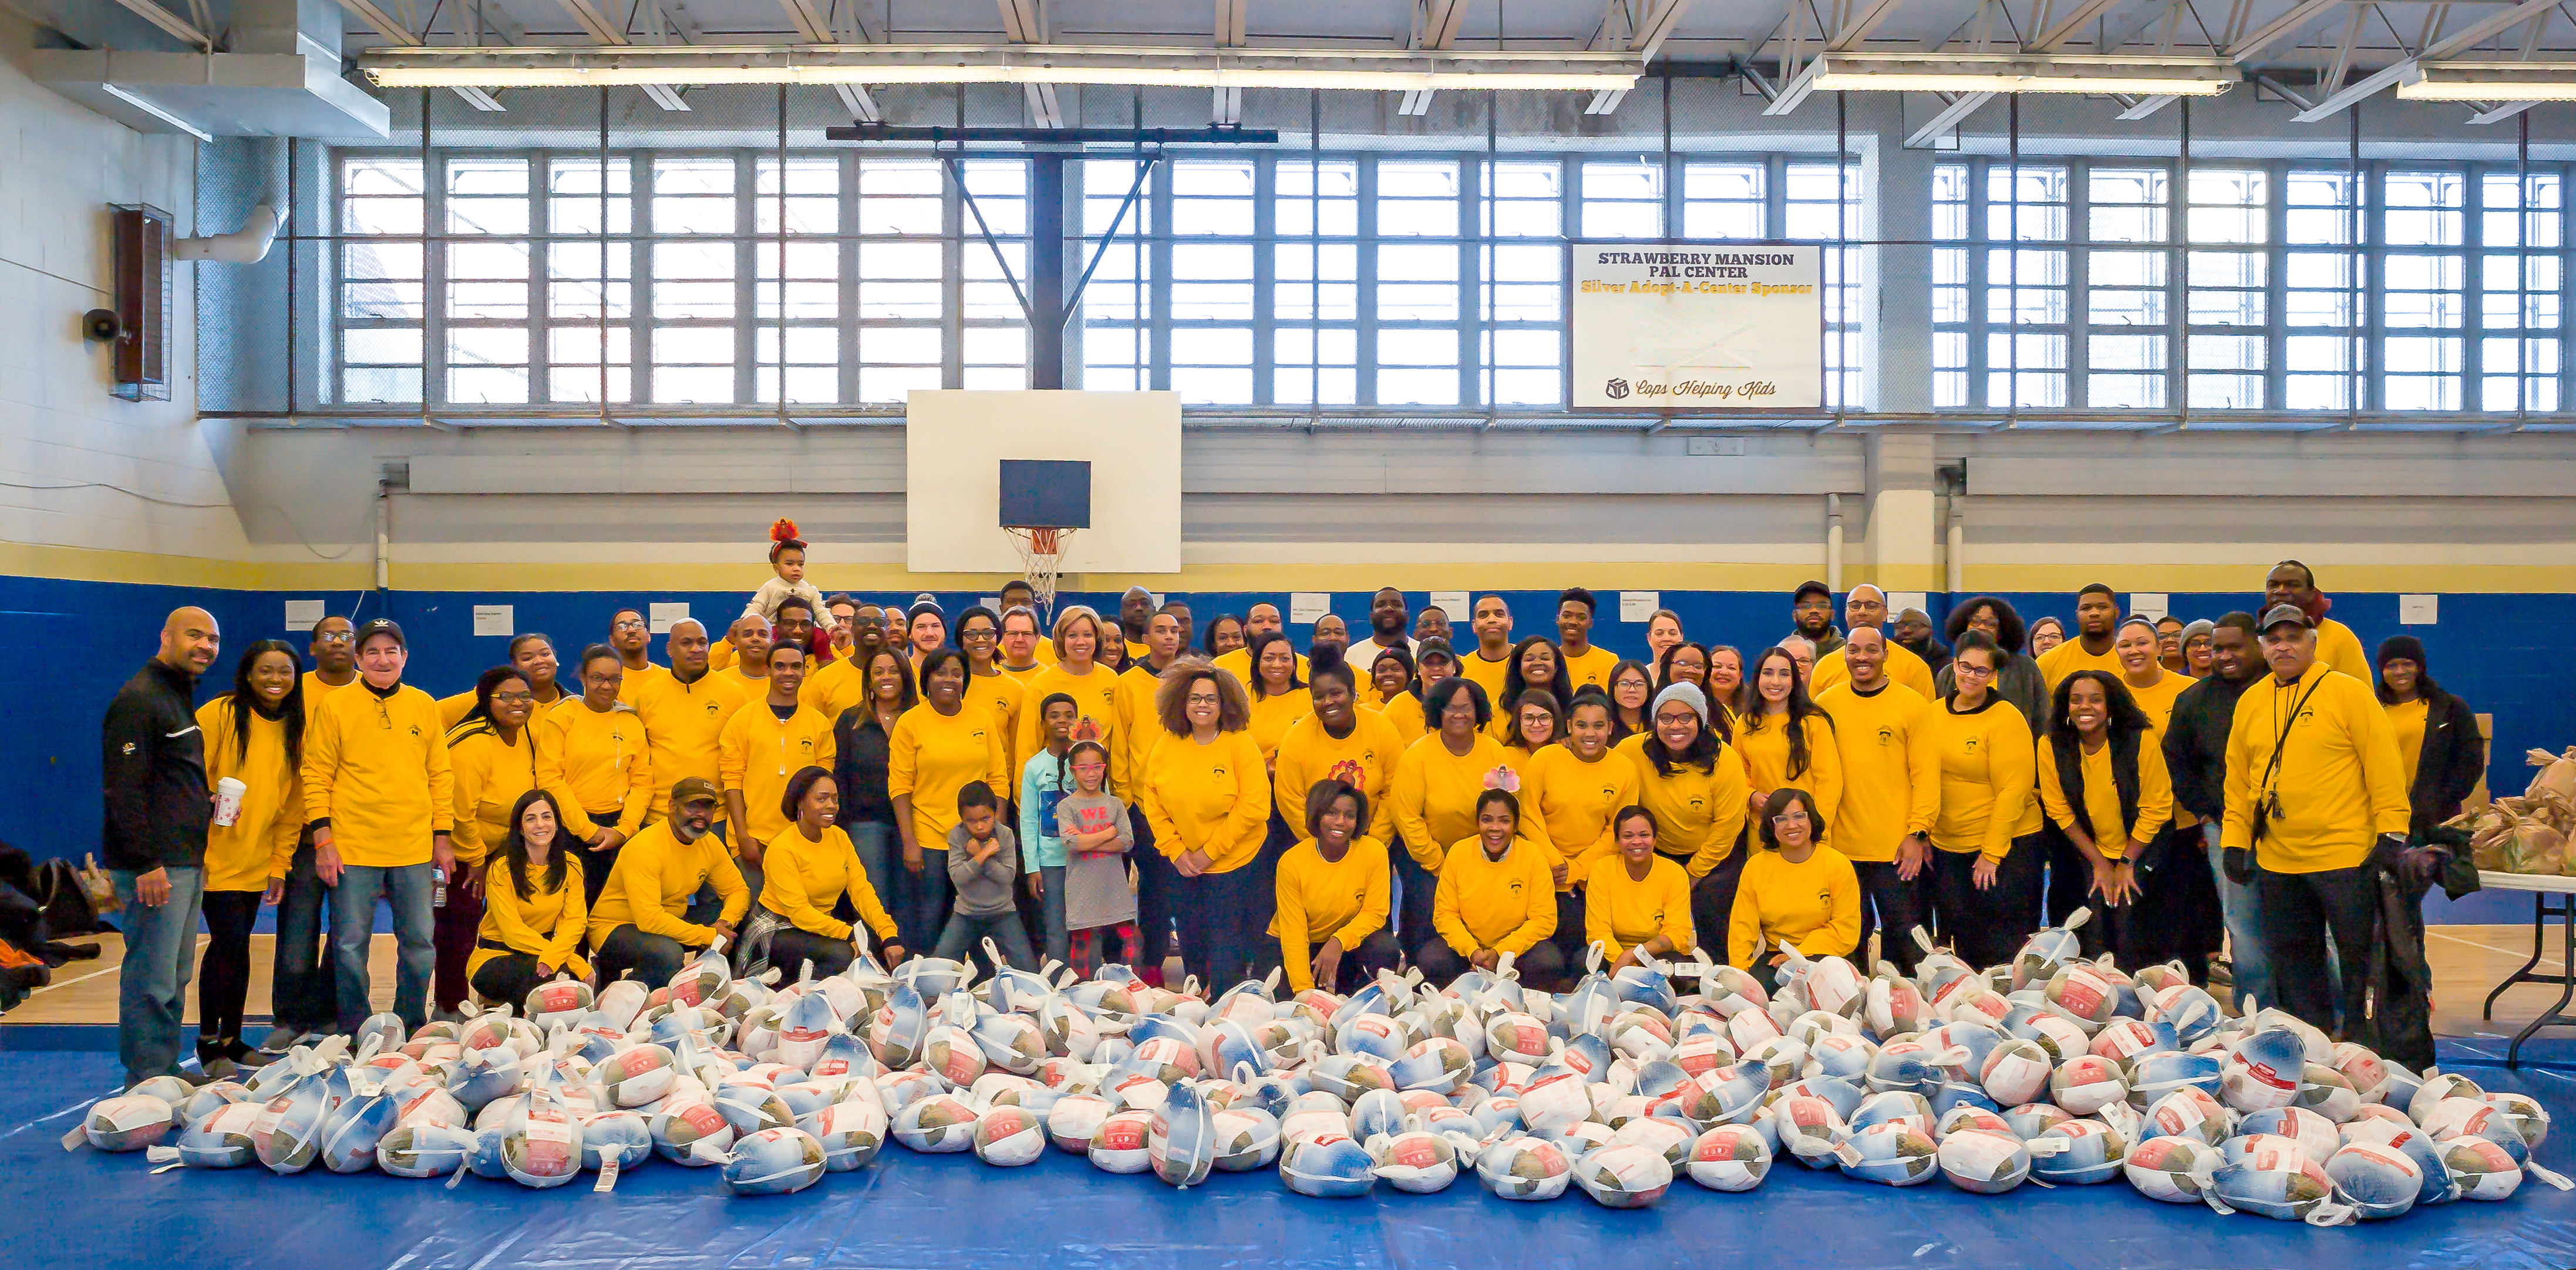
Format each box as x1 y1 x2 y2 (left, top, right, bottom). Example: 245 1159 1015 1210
358 43 1644 93
2397 61 2576 102
1806 52 2237 96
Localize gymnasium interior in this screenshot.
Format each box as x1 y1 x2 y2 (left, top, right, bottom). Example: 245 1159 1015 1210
9 0 2576 1265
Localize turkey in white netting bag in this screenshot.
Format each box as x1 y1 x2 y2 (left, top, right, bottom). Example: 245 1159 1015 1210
1686 1123 1772 1192
377 1123 480 1178
1571 1141 1675 1208
144 1100 264 1170
1280 1133 1378 1198
702 1125 826 1196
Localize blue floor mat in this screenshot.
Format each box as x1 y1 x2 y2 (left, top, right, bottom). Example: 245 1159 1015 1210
12 1038 2576 1270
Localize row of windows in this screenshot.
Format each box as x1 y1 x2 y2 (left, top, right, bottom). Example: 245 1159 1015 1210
1933 160 2565 413
330 151 1864 409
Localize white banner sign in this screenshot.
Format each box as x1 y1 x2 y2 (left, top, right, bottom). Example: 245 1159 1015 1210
1570 242 1824 410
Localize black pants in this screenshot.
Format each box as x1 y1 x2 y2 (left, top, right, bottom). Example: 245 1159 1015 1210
2043 827 2110 958
1852 859 1929 974
593 924 692 986
432 870 487 1013
197 890 261 1047
1395 848 1441 958
1129 813 1173 973
1548 890 1588 982
2257 861 2378 1035
1413 937 1565 991
1257 930 1402 994
578 828 624 910
469 951 548 1009
1688 845 1748 969
270 838 341 1035
768 927 856 980
2116 826 2221 982
1172 863 1266 988
1928 833 2046 969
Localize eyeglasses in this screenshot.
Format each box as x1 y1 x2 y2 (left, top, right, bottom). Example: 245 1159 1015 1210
492 691 535 705
313 631 354 645
1954 663 1995 678
612 618 648 632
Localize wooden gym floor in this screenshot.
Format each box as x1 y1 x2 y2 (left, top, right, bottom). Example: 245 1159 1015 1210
6 927 2572 1042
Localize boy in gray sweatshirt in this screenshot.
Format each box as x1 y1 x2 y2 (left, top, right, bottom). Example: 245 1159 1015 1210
932 781 1036 971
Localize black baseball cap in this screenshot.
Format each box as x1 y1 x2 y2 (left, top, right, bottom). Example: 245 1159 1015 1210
1793 580 1833 603
355 618 406 649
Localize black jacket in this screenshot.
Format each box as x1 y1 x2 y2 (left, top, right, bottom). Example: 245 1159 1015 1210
2404 688 2485 838
832 706 898 827
100 659 210 872
2163 671 2260 824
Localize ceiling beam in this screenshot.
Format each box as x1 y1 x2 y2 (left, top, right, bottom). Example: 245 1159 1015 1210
1586 0 1694 114
2028 0 2124 50
776 0 832 42
552 0 628 45
2225 0 2340 62
334 0 419 46
2292 0 2557 121
1399 0 1474 117
1214 0 1250 124
111 0 212 49
996 0 1062 128
1904 90 1993 148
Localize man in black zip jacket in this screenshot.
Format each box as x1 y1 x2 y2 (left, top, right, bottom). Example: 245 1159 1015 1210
101 607 221 1087
2162 611 2268 1012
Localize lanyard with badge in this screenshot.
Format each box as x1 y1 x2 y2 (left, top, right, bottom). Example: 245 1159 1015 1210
2252 674 2325 841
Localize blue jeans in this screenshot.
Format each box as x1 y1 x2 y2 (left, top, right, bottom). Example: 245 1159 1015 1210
271 840 340 1035
110 866 204 1084
848 820 898 944
911 847 953 952
2204 823 2274 1013
933 910 1035 971
1036 864 1068 966
331 862 436 1034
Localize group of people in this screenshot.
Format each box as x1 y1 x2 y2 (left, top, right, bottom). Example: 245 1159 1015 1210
99 524 2483 1092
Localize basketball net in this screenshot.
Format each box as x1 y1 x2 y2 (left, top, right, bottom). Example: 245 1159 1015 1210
1004 525 1076 621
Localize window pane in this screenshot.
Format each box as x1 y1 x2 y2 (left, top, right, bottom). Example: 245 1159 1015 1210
653 157 736 234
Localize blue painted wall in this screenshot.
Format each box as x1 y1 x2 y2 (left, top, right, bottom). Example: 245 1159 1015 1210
12 577 2561 926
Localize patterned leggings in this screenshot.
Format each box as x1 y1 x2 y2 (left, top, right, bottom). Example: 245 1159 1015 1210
1068 923 1140 979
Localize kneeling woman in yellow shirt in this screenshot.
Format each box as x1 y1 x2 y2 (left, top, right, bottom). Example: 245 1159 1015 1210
467 790 589 1008
2038 669 2193 976
1587 805 1696 969
1265 779 1398 993
1422 788 1564 988
1136 660 1272 985
1728 788 1861 989
750 766 905 979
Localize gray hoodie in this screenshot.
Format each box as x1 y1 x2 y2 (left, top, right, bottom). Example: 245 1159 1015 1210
944 823 1021 917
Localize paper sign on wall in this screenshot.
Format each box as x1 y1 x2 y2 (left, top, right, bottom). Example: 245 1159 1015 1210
2128 593 2170 621
472 605 514 638
283 599 325 631
1289 592 1332 625
1886 592 1931 617
2401 594 2439 625
648 602 691 635
1619 591 1662 623
1429 591 1471 621
1570 242 1824 410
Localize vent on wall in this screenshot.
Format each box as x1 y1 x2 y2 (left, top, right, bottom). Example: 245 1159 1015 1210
110 204 173 402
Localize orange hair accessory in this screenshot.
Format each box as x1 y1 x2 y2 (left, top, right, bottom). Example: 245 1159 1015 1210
769 517 807 562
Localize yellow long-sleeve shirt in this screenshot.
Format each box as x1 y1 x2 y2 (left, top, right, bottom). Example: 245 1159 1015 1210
1268 836 1393 989
446 719 538 868
1733 710 1844 826
1014 663 1125 793
1728 845 1861 968
758 823 900 943
1271 709 1403 843
1136 728 1272 874
613 661 667 708
964 671 1025 782
1388 732 1522 871
534 699 654 840
628 669 750 827
471 854 590 982
2223 668 2410 874
2037 638 2123 690
887 702 1008 854
1923 696 2042 862
1372 692 1427 742
196 698 298 892
1213 646 1308 693
1559 645 1621 693
1614 732 1752 878
1112 663 1173 783
722 666 769 700
2389 698 2431 786
1811 682 1939 864
1458 649 1513 706
2117 667 2201 829
585 820 748 948
2038 733 2174 858
1432 837 1557 956
2317 618 2372 685
1585 854 1695 960
1248 688 1316 766
799 656 868 735
1520 744 1642 887
717 701 836 850
302 682 455 868
437 683 570 730
299 670 351 725
1809 640 1938 702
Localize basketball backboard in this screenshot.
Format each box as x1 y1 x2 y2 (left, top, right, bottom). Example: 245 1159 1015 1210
905 390 1181 575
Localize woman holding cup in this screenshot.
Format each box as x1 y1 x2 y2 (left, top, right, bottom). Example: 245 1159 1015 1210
194 639 305 1074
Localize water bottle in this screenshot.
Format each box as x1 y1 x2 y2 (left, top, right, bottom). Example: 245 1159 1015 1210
433 870 447 909
1160 918 1186 992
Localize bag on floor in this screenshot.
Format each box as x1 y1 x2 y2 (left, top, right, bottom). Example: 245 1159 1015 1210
377 1123 479 1178
1573 1141 1675 1207
1685 1123 1772 1192
145 1100 265 1170
68 1093 178 1154
706 1126 826 1195
1279 1132 1377 1198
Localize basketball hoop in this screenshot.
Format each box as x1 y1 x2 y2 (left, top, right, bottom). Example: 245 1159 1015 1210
1005 524 1077 621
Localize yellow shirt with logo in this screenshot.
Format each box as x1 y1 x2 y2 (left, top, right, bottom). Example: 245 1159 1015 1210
1922 697 2043 862
887 702 1010 857
1811 682 1938 864
1728 844 1861 968
1268 836 1392 989
1585 854 1695 960
2222 668 2409 873
301 682 456 868
1614 732 1752 878
717 701 836 850
1433 837 1558 956
1387 731 1524 872
1272 709 1403 843
446 719 538 869
196 698 298 891
1134 729 1272 874
627 670 749 827
1520 743 1642 887
533 699 654 840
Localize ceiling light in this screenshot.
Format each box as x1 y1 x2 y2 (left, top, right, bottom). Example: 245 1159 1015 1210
2397 61 2576 102
1805 52 2238 96
358 44 1644 94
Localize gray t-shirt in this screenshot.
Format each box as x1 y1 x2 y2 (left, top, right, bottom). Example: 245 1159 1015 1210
943 823 1020 917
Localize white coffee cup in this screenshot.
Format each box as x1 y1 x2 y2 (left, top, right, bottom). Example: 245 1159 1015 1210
213 777 247 828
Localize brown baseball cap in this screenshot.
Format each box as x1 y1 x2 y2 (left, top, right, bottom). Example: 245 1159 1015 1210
669 777 722 809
